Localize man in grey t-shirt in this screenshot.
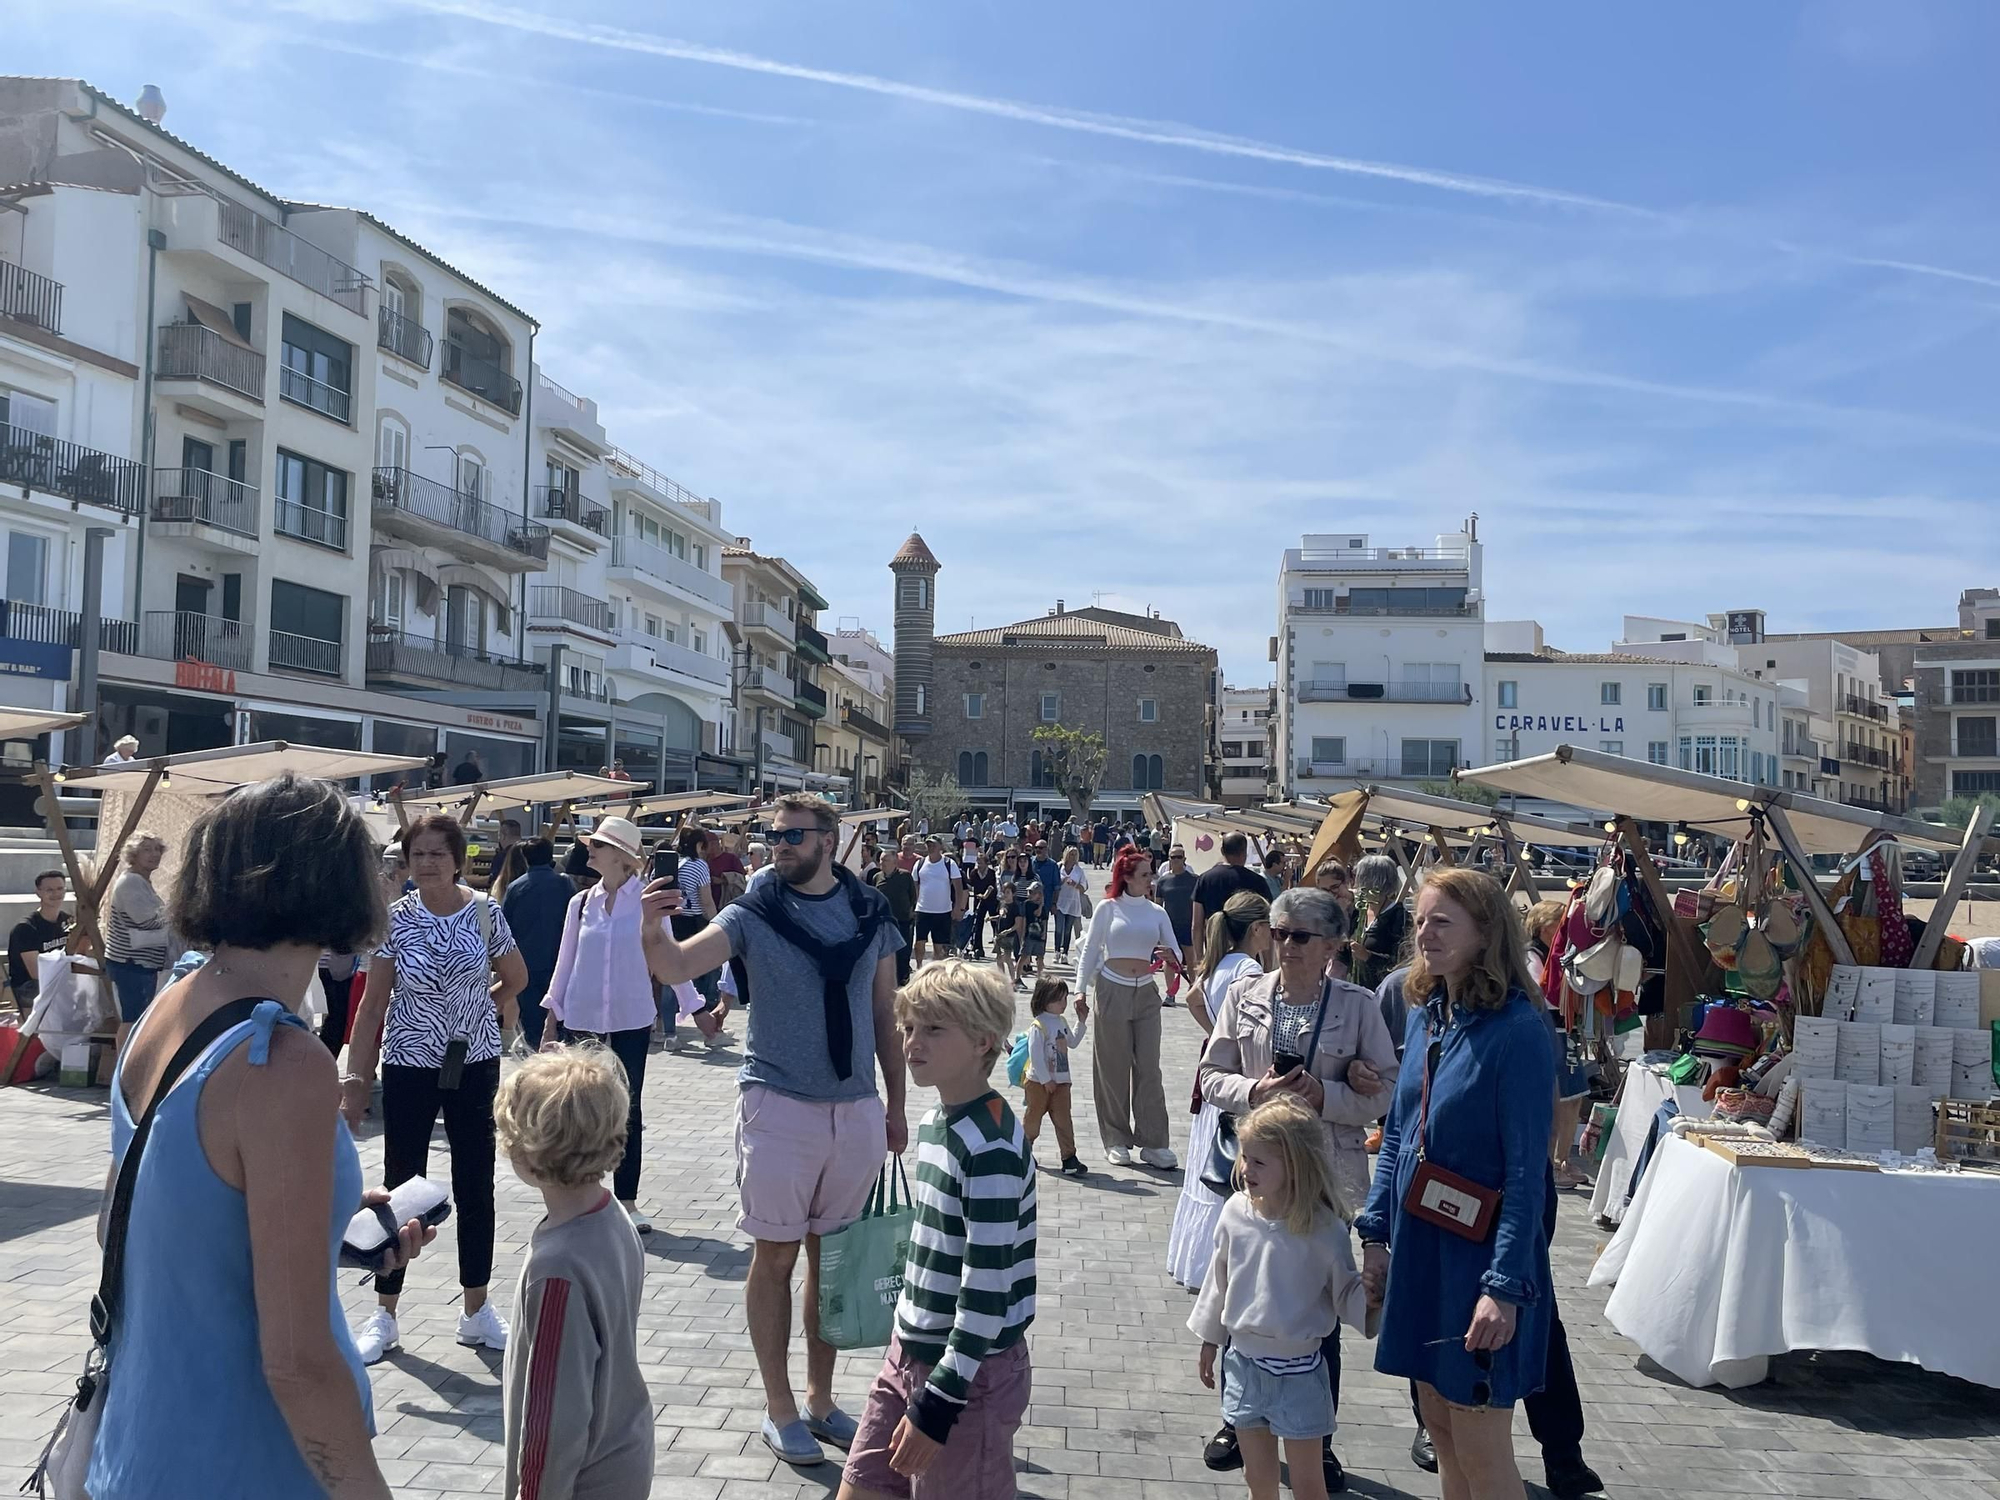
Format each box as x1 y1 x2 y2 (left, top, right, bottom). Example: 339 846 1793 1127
643 793 906 1468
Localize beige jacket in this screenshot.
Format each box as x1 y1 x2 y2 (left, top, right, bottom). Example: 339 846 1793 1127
1198 969 1401 1210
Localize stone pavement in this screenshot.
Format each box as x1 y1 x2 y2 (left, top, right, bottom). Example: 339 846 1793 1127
3 884 1998 1498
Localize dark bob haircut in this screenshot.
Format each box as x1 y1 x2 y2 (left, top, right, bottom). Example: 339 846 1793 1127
400 811 469 871
172 773 386 953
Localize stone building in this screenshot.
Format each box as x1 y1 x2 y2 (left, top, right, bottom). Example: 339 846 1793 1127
889 533 1217 813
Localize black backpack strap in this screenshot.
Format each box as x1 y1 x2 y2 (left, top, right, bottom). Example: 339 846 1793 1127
91 997 266 1348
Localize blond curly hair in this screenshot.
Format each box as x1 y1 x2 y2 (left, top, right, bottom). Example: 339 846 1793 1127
495 1044 630 1188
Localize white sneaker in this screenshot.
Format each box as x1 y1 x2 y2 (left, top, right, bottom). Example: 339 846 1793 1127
624 1203 653 1234
1140 1147 1179 1170
354 1309 399 1365
1106 1146 1134 1166
704 1029 731 1051
457 1302 510 1351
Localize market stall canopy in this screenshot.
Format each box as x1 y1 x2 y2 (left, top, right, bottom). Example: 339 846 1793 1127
1458 744 1990 858
1343 784 1603 848
393 769 631 812
0 707 86 741
576 791 751 821
840 808 904 826
59 741 431 792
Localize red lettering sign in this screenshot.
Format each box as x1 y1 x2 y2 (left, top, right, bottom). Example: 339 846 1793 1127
175 659 236 695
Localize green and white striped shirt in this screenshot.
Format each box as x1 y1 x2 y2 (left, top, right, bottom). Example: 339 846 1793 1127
896 1091 1037 1441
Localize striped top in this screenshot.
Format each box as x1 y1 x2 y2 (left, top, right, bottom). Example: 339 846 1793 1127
896 1091 1037 1441
104 870 170 969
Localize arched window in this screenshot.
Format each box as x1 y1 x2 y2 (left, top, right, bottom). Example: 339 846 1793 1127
974 751 989 786
1132 754 1163 789
958 751 973 785
1030 749 1042 787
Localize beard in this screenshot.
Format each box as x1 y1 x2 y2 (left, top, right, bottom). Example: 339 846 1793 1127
779 847 826 886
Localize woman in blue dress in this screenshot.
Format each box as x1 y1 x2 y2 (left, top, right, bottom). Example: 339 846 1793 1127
1357 867 1554 1500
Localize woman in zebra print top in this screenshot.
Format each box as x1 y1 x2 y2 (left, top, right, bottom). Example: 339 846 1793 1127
340 813 529 1366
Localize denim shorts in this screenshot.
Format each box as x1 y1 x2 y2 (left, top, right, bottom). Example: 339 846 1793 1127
1220 1346 1334 1441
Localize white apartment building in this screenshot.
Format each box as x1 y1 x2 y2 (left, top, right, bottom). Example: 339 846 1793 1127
723 543 830 795
1219 683 1274 804
1777 683 1836 797
828 624 896 803
1275 524 1485 794
0 77 542 774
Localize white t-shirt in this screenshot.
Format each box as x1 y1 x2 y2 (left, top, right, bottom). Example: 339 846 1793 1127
915 856 961 913
999 820 1019 839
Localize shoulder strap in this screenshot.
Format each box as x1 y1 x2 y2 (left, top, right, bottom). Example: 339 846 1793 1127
93 996 265 1348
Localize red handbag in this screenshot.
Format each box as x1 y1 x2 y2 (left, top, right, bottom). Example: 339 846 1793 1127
1403 1023 1501 1242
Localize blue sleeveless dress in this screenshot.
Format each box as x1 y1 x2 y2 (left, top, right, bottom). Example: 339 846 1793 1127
90 1000 374 1497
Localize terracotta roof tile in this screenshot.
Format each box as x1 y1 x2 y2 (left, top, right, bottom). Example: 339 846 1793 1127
890 532 940 569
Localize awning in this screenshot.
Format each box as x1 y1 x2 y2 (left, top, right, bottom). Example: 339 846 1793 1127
1459 745 1986 858
436 562 513 604
59 740 429 791
182 293 255 350
369 547 441 595
574 790 751 821
393 769 631 812
0 708 86 741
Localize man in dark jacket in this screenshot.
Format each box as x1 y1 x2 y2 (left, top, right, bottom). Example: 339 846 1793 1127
501 839 571 1049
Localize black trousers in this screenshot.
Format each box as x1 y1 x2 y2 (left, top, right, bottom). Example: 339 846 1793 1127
1407 1305 1584 1457
556 1023 649 1203
316 967 355 1055
377 1058 499 1297
517 978 550 1050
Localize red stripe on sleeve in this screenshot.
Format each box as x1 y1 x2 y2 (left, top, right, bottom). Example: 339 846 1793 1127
518 1277 571 1500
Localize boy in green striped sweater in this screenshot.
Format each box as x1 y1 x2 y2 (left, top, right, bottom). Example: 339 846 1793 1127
839 960 1037 1500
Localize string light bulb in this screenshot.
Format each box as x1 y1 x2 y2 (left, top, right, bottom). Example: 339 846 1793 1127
1673 822 1690 847
51 771 65 784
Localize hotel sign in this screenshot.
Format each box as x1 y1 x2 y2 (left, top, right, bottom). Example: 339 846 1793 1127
1495 714 1624 733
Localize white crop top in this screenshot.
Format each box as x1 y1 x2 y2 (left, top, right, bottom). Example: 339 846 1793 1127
1077 894 1182 991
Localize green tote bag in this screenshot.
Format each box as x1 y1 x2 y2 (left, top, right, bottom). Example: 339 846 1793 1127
817 1158 915 1351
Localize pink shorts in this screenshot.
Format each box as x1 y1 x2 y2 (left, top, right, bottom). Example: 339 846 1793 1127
734 1085 887 1242
842 1335 1032 1500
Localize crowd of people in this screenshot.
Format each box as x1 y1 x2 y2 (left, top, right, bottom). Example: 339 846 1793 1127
28 781 1607 1500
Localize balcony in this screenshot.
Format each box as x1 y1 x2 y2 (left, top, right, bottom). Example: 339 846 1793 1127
372 466 549 569
140 612 252 673
842 703 892 741
366 626 544 693
377 306 433 368
1297 679 1469 704
2 599 137 655
0 260 62 336
794 676 828 718
273 498 348 551
795 618 831 664
739 600 794 642
441 340 523 415
1295 759 1350 778
528 585 613 636
605 448 724 529
1289 545 1470 569
612 628 730 689
1292 602 1481 619
217 201 368 316
152 467 257 539
740 666 789 700
1820 755 1842 777
156 322 264 403
268 628 342 676
1843 793 1890 812
534 484 609 537
1843 743 1888 769
607 536 732 610
278 361 352 424
0 423 146 517
1843 694 1889 723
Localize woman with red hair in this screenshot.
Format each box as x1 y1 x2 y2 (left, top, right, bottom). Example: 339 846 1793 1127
1076 847 1182 1167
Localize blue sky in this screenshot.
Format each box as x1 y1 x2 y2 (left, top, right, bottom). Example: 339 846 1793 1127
15 1 1999 681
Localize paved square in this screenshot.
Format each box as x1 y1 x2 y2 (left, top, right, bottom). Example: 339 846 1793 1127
3 905 1996 1499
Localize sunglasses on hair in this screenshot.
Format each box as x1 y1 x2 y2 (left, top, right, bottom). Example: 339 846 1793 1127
1269 927 1322 947
771 827 820 846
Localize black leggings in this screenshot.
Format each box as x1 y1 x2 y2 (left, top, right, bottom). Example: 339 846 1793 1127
377 1058 499 1297
316 968 355 1055
556 1023 649 1203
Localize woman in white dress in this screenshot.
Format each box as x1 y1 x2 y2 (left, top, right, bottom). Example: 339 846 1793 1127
1166 888 1271 1289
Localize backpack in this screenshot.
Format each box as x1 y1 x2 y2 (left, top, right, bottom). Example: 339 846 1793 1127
1005 1031 1030 1088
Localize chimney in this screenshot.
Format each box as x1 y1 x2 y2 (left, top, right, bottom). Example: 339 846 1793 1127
1055 599 1064 614
136 85 167 124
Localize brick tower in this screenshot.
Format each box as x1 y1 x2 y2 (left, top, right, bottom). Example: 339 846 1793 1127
890 533 940 737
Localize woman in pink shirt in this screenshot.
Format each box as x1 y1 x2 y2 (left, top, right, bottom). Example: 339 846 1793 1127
544 816 699 1234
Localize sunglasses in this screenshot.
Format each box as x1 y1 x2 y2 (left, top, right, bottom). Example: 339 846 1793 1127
771 827 821 846
1269 927 1323 947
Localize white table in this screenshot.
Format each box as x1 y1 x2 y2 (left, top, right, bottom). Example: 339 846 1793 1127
1589 1135 2000 1389
1587 1065 1710 1224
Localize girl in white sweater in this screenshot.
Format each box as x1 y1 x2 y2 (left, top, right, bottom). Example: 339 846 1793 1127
1189 1096 1376 1500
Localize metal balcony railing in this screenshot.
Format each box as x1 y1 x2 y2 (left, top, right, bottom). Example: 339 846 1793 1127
842 703 891 740
608 536 732 608
0 260 62 336
1843 694 1888 722
217 201 368 315
794 677 827 714
141 611 252 672
366 626 544 691
152 467 257 536
1293 602 1480 618
1293 546 1470 564
795 618 830 661
529 585 613 633
1 599 137 654
604 447 718 517
0 422 146 516
372 467 548 561
278 360 352 423
534 484 609 535
268 627 343 676
1843 743 1888 769
441 340 523 415
1295 759 1348 778
273 498 348 550
377 306 433 368
156 322 264 401
1297 679 1468 704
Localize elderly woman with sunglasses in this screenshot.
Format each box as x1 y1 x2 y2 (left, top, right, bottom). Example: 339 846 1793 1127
1195 886 1401 1489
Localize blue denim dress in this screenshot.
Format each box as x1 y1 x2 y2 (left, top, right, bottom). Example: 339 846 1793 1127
91 1000 373 1497
1357 989 1555 1407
